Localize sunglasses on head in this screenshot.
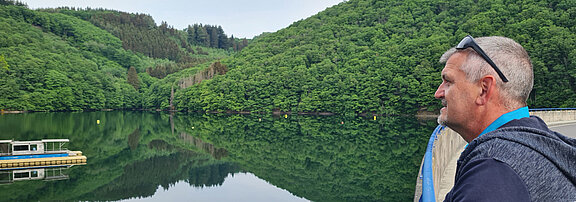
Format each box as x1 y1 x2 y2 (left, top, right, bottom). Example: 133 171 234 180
456 35 509 82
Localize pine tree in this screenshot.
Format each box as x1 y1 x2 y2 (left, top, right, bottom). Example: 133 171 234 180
217 26 229 49
196 25 209 47
127 66 140 90
186 25 196 45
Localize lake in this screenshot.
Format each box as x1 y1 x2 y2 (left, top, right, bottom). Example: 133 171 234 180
0 111 436 201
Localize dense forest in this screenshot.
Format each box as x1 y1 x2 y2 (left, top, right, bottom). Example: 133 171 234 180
1 0 575 114
0 0 247 111
50 8 250 62
175 0 576 115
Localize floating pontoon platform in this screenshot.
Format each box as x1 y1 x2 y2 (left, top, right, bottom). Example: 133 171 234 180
0 139 87 169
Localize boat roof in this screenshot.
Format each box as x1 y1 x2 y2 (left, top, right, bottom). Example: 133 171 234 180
42 139 69 143
0 139 70 143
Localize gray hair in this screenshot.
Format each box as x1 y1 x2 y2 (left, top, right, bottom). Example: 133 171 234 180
440 36 533 110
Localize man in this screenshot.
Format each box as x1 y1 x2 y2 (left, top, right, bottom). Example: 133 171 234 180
435 35 576 201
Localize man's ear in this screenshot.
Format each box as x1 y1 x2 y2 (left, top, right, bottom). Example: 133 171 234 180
476 75 496 105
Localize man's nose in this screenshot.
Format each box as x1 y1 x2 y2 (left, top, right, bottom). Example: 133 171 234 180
434 84 444 99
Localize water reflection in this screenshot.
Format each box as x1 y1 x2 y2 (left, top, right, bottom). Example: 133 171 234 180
122 173 308 202
0 165 74 184
0 111 435 201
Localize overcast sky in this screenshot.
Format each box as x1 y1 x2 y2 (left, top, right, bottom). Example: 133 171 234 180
20 0 344 38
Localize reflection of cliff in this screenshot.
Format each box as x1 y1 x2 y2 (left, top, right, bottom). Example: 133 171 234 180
179 132 228 159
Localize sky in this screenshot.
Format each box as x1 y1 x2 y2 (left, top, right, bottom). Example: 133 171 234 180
123 173 309 202
20 0 345 39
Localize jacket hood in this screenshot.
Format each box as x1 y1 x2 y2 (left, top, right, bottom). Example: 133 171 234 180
464 116 576 186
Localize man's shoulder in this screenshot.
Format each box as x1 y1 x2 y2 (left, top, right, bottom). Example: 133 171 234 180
454 116 576 201
473 116 574 152
462 119 575 172
446 158 530 201
460 133 536 167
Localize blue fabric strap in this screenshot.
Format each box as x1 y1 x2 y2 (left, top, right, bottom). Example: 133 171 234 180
478 106 530 137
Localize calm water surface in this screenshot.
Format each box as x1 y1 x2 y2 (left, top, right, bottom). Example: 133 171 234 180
0 111 436 201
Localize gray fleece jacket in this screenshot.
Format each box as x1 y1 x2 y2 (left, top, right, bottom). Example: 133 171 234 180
444 116 576 201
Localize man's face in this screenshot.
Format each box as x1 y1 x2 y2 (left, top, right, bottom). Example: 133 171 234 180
435 52 478 130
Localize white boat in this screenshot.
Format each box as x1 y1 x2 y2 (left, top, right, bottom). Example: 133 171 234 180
0 139 86 169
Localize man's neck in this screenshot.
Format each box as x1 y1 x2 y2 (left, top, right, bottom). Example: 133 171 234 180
462 106 510 142
464 106 529 142
478 106 530 136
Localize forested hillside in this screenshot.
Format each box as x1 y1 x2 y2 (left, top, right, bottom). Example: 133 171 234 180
1 0 575 114
175 0 576 115
43 7 250 78
0 4 139 110
0 1 244 111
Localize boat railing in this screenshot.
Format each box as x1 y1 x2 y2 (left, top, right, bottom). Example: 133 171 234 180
0 140 12 156
42 139 70 153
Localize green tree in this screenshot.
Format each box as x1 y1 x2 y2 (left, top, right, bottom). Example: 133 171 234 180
127 66 140 90
0 55 9 71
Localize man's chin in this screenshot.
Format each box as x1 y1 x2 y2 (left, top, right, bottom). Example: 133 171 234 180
437 114 447 126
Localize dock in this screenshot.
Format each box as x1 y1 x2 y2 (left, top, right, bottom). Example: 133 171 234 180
0 151 86 169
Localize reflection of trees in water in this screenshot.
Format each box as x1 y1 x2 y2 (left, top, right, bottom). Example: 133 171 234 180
87 134 235 200
177 115 435 201
0 112 435 201
84 151 240 201
84 125 236 200
0 112 241 201
186 163 240 188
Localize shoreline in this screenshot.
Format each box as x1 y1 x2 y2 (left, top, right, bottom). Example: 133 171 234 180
1 110 28 114
0 109 440 117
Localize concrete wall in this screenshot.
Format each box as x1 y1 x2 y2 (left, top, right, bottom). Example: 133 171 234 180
530 110 576 124
432 128 465 200
415 110 576 201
